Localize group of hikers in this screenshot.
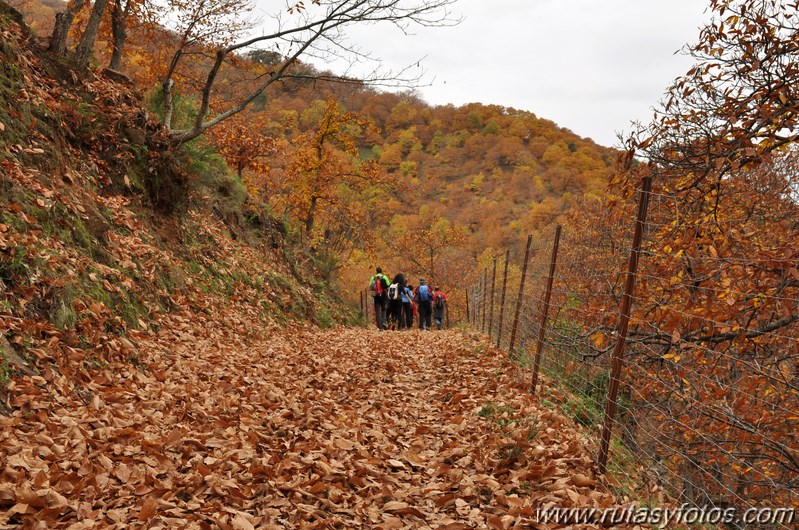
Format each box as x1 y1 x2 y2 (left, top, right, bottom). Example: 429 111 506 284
369 267 448 330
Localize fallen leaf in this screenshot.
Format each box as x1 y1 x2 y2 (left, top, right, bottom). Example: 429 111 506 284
138 497 157 521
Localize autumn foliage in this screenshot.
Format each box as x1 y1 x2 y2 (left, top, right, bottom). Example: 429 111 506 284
12 0 799 523
7 0 617 305
526 0 799 515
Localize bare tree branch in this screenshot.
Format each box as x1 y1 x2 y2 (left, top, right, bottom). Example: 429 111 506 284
163 0 460 144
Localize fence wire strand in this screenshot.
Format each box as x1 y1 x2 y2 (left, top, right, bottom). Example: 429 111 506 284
465 180 799 527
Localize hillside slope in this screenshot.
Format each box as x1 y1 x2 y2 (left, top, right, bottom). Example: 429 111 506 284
7 0 618 303
0 3 349 398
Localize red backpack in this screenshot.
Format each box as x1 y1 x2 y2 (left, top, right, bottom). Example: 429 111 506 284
371 275 388 297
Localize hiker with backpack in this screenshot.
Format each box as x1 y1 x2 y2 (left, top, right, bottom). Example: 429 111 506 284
414 278 434 330
369 267 390 330
403 283 414 330
387 273 407 330
432 286 448 330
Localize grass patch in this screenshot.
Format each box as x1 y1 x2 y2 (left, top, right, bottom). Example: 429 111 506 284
266 271 307 314
52 299 78 330
560 396 601 427
478 403 495 418
0 354 11 390
478 402 522 428
47 274 150 332
314 306 334 328
511 349 534 368
0 245 30 285
605 438 653 503
539 398 556 410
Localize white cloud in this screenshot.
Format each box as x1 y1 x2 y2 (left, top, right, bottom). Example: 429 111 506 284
253 0 711 146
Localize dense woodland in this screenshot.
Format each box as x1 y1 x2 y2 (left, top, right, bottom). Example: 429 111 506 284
5 0 799 522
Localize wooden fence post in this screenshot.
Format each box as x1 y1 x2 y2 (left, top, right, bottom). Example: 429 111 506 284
509 235 533 355
597 175 652 475
530 225 562 392
495 250 511 348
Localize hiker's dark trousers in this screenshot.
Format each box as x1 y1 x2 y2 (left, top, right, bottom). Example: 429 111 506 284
373 296 388 329
418 302 432 330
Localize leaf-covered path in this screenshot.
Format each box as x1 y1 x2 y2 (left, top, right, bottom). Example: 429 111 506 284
2 325 630 529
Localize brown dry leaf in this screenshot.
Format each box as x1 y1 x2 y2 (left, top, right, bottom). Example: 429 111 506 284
382 500 409 511
114 463 131 483
1 306 631 528
232 514 255 530
334 437 355 450
569 473 595 487
138 497 158 521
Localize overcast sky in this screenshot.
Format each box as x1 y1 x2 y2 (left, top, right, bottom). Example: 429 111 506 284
255 1 711 147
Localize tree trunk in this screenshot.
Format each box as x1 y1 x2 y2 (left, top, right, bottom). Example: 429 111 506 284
162 78 174 130
161 48 184 130
305 196 318 236
108 0 130 71
74 0 109 70
49 0 86 55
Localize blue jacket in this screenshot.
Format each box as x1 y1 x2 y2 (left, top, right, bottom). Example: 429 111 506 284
415 284 433 303
401 287 413 303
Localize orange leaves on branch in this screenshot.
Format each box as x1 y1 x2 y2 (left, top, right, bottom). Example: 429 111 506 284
283 97 388 249
389 212 469 289
210 111 279 204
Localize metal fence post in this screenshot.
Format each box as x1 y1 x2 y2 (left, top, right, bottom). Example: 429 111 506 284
597 176 652 474
465 288 471 326
473 282 479 327
496 249 510 348
530 225 562 392
509 234 533 355
481 268 488 333
488 257 497 339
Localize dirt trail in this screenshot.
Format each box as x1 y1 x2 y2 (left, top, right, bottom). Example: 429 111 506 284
1 325 630 529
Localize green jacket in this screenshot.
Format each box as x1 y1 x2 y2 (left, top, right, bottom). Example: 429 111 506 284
370 273 390 297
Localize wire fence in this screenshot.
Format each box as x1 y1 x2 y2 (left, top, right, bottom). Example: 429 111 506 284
461 174 799 527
